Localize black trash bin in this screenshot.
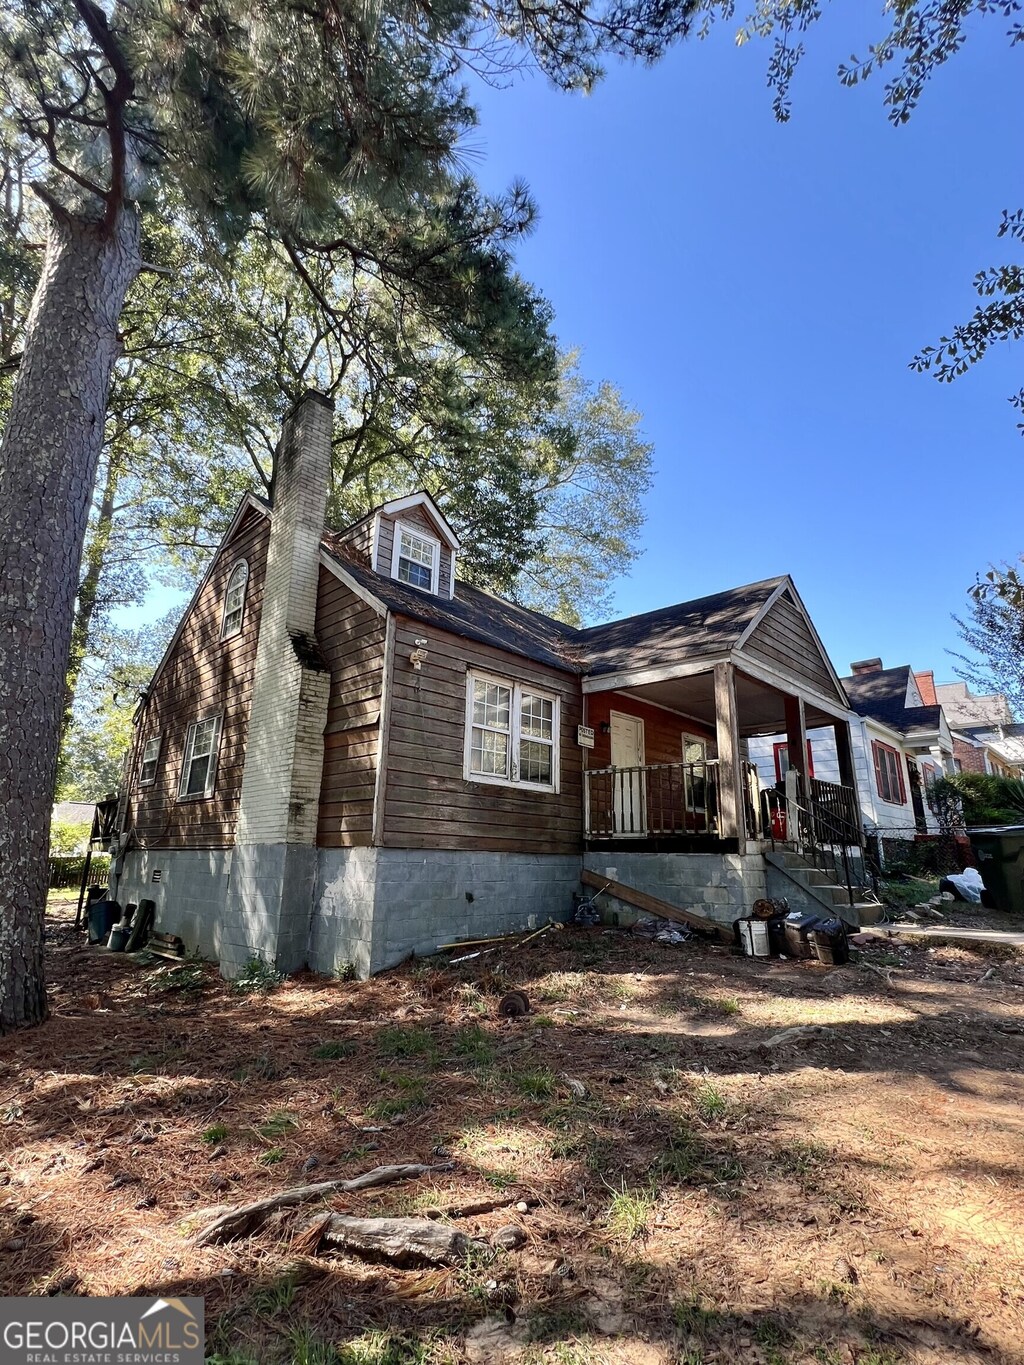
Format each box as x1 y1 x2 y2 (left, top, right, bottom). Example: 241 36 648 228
967 826 1024 915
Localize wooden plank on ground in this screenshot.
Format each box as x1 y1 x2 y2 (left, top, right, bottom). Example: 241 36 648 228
580 869 731 940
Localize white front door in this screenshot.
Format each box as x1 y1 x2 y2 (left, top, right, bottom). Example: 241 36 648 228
610 712 645 835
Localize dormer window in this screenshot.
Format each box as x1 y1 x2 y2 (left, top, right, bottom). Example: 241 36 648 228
393 523 440 594
220 560 249 639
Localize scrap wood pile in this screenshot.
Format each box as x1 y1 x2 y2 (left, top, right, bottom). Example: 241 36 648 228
194 1162 535 1267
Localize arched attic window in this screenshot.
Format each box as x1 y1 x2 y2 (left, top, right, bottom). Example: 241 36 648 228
220 560 249 640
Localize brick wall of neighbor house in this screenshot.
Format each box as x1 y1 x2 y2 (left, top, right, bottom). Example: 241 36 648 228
382 617 583 854
125 508 270 848
373 505 454 595
316 567 387 848
953 736 988 774
584 691 716 770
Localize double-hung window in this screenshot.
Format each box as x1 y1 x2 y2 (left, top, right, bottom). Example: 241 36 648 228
393 523 440 593
465 673 559 791
872 740 906 805
139 736 162 786
178 715 223 800
220 560 249 639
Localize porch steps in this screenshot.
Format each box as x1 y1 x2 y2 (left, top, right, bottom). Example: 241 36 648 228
580 870 733 943
765 850 883 929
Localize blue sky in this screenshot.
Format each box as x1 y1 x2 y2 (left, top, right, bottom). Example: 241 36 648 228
126 8 1020 686
462 7 1022 682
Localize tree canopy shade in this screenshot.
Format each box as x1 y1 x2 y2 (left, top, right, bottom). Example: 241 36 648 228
0 0 692 1030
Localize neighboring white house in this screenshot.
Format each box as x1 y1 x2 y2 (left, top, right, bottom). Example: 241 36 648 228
749 659 955 839
933 681 1024 780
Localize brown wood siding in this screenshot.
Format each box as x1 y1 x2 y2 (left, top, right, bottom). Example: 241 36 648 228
316 568 387 847
585 691 716 770
383 618 583 853
741 592 844 703
373 505 453 596
125 509 270 849
332 515 373 564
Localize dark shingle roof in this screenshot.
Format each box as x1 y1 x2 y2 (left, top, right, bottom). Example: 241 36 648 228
842 666 910 727
901 705 944 733
324 536 786 679
322 539 583 672
578 577 786 677
842 667 944 733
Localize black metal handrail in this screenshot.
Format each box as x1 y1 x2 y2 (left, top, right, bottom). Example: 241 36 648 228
767 776 867 907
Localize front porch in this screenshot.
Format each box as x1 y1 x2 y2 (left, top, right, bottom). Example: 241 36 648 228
582 659 862 858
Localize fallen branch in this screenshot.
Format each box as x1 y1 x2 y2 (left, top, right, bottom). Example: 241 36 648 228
422 1194 539 1220
194 1163 450 1245
313 1213 490 1266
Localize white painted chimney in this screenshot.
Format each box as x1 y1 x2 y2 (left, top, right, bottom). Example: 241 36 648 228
236 390 334 847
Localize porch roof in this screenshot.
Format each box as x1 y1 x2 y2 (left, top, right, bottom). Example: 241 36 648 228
578 577 785 677
608 668 846 738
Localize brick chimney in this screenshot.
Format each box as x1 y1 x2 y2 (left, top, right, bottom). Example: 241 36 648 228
915 671 937 705
850 658 883 676
224 390 335 975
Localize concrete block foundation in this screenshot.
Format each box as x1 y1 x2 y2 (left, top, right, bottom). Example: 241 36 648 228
582 851 768 927
116 846 582 978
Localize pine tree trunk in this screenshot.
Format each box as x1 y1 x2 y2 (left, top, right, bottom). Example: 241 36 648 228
0 204 141 1032
61 452 122 749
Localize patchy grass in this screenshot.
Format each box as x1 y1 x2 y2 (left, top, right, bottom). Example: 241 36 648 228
692 1078 728 1121
510 1068 556 1100
605 1183 657 1241
376 1026 438 1062
257 1111 300 1139
9 906 1024 1365
312 1040 357 1060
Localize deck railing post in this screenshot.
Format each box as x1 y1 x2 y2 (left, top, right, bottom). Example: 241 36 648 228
714 662 745 851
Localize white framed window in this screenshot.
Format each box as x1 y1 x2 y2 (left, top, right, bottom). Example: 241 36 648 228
391 521 440 594
220 559 249 639
464 672 559 792
139 736 162 787
177 714 223 800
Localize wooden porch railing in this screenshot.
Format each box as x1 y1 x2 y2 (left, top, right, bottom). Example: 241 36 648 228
584 760 761 841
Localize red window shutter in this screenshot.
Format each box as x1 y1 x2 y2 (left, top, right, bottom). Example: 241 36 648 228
774 742 787 782
806 740 815 778
895 750 907 804
872 741 887 801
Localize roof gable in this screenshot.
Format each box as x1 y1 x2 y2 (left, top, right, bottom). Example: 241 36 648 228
735 582 848 706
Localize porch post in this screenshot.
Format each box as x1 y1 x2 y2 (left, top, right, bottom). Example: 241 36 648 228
832 719 857 791
714 662 745 851
784 694 808 785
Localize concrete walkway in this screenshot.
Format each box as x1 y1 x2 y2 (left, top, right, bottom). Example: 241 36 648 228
867 923 1024 947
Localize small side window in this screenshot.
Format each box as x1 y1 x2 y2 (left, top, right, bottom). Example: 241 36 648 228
178 715 223 800
139 736 161 786
392 523 440 594
221 560 249 639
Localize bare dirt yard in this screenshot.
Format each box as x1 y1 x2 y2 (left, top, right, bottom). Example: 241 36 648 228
2 901 1024 1365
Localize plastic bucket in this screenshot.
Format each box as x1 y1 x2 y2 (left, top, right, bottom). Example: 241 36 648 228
737 919 770 958
107 925 131 953
967 826 1024 915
